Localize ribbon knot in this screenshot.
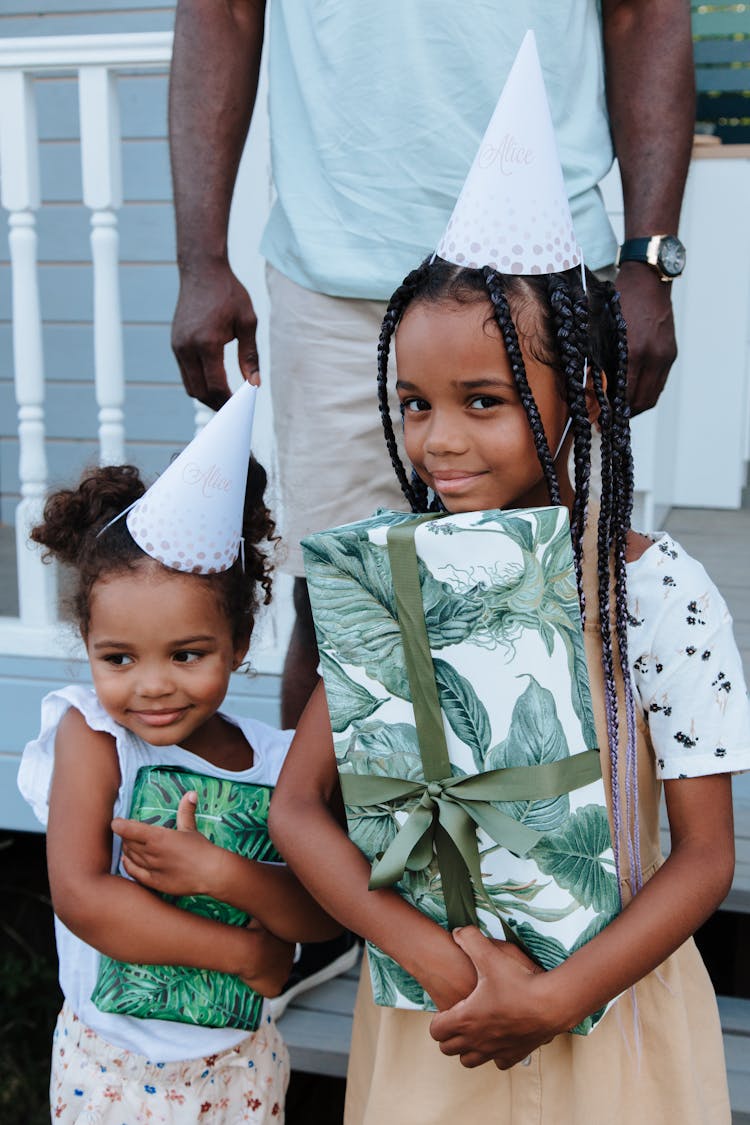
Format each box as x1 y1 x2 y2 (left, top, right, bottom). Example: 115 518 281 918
340 747 601 928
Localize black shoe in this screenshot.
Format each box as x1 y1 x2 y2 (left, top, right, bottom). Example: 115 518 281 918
269 932 360 1019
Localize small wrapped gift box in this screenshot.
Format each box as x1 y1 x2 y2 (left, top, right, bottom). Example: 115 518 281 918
302 506 619 1034
91 766 280 1031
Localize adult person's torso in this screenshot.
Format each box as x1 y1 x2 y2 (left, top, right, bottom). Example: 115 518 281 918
261 0 616 299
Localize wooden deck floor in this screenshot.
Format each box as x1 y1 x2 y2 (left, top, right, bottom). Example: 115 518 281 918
664 506 750 675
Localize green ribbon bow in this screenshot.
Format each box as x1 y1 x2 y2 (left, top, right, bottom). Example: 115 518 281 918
339 516 602 929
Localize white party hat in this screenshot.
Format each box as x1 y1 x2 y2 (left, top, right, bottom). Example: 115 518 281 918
126 382 257 574
435 30 581 275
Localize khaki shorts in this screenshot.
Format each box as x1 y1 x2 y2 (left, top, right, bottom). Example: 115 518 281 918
268 265 406 577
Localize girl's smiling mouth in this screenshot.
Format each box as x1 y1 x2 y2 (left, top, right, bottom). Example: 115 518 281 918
429 469 487 493
128 708 190 727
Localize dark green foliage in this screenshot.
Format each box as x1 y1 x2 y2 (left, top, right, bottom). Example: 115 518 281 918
91 768 280 1031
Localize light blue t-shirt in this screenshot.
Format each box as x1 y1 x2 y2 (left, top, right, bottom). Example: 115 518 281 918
260 1 616 300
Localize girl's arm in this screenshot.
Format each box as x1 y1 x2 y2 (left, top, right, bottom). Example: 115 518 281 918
268 683 478 1010
113 793 341 942
430 772 735 1068
47 707 293 996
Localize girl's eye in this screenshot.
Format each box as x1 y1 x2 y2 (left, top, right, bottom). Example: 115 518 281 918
104 653 134 666
173 651 202 664
469 396 501 411
401 397 430 414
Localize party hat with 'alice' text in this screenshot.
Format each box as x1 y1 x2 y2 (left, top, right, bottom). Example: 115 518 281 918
435 30 581 276
126 382 257 574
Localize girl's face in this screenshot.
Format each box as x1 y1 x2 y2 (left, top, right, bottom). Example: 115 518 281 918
85 563 246 751
395 297 574 514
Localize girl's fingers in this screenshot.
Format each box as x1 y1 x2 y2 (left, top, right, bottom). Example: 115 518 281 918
176 791 198 832
111 816 149 843
451 925 496 977
436 1033 464 1055
121 845 149 870
458 1050 491 1069
121 854 149 883
437 1034 492 1068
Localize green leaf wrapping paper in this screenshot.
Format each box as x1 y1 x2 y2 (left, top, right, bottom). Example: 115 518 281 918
91 767 280 1031
302 506 619 1035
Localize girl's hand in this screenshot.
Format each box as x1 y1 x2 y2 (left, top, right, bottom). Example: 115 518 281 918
113 791 223 898
429 926 558 1070
239 919 295 998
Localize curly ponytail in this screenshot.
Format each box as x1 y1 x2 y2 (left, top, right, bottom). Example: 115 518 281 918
31 458 277 647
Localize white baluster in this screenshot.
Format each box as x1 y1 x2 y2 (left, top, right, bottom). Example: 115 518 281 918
0 69 57 628
78 65 125 465
193 400 214 436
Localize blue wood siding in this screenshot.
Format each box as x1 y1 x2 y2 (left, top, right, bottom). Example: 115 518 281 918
0 33 195 521
0 3 175 39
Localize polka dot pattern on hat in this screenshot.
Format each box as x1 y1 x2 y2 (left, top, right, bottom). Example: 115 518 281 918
434 30 583 277
124 383 257 575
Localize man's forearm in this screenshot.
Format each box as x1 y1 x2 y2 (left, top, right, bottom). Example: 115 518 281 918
603 0 695 237
170 0 266 269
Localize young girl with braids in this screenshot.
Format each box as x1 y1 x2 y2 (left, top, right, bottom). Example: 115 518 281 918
18 459 337 1124
270 257 750 1124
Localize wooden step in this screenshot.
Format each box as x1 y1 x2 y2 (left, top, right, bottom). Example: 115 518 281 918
719 995 750 1120
277 963 360 1078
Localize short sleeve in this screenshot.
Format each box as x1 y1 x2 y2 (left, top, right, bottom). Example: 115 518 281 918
17 684 126 826
627 535 750 780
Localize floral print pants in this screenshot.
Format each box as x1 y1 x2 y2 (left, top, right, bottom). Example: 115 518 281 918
50 1003 290 1123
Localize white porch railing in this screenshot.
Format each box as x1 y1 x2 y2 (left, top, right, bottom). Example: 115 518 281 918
1 33 749 669
0 32 288 668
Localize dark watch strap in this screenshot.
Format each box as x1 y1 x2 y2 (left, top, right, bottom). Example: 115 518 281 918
616 238 651 265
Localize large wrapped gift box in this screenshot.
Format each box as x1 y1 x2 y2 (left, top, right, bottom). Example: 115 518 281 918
92 766 280 1031
302 506 619 1035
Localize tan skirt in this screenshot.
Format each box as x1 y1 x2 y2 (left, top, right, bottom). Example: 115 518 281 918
345 939 730 1125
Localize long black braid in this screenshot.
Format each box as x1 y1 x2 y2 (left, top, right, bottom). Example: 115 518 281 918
483 268 561 506
545 274 592 611
377 262 431 512
591 359 625 883
377 255 641 895
606 286 640 890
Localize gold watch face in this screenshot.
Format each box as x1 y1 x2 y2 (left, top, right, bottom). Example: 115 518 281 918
658 236 686 277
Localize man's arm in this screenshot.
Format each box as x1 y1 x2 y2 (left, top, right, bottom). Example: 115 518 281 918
602 0 695 415
170 0 267 409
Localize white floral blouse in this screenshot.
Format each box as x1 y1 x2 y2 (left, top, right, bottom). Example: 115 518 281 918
626 533 750 780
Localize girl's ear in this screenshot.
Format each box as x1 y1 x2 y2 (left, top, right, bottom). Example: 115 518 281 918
585 369 607 427
232 633 251 670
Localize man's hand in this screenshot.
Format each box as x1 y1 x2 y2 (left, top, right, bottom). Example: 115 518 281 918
616 261 677 416
429 927 558 1070
171 261 260 411
602 0 693 415
169 0 266 409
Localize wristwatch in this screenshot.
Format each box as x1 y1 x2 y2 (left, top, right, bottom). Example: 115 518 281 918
616 235 686 281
